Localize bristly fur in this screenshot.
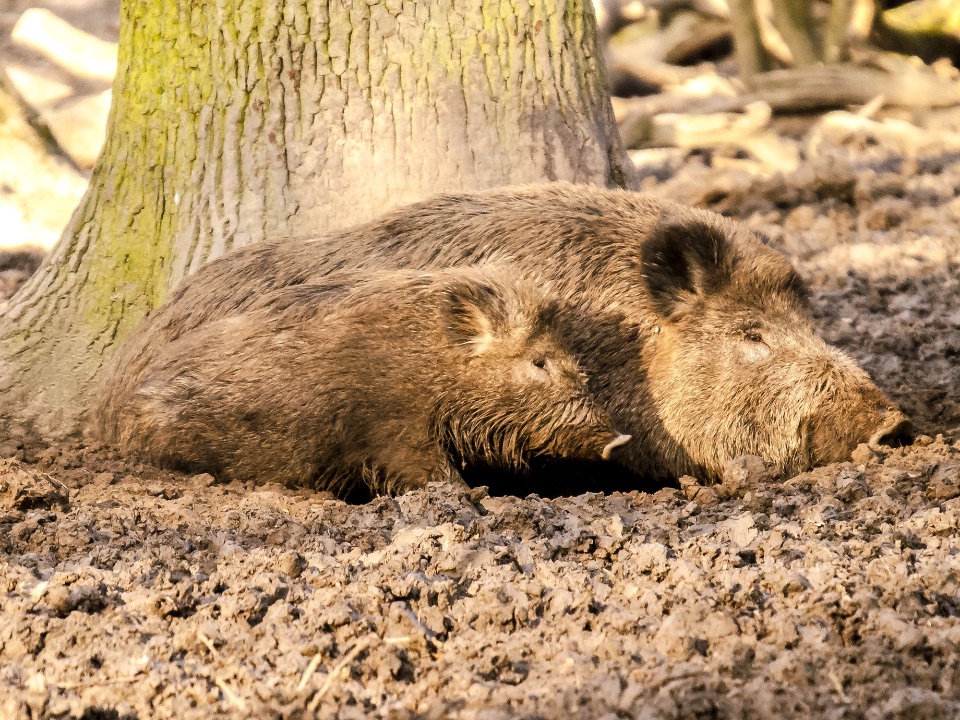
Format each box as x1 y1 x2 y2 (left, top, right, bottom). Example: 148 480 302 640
89 182 908 483
90 266 622 496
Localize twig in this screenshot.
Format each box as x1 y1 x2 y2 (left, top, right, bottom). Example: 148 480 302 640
305 638 372 714
296 652 324 692
49 676 141 689
384 636 412 645
856 94 886 118
827 669 850 702
747 65 960 110
196 630 221 660
215 677 247 712
197 630 245 711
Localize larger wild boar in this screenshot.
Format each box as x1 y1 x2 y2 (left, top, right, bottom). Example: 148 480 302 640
93 267 630 496
96 183 912 483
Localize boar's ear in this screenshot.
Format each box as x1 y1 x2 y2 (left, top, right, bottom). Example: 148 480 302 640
641 216 730 319
443 279 509 352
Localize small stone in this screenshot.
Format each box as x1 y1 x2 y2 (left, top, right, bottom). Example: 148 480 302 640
40 584 71 615
781 575 810 597
0 459 69 511
0 440 23 458
862 198 909 230
466 485 489 503
679 475 701 500
724 513 758 548
652 487 683 505
928 461 960 501
191 472 217 487
882 687 949 720
719 456 776 499
835 468 870 503
695 487 720 506
677 477 719 504
63 584 109 615
146 484 183 500
218 542 245 559
850 443 878 466
277 551 307 578
632 542 671 578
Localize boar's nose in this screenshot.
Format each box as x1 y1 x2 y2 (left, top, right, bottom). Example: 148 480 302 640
868 411 915 450
601 433 632 460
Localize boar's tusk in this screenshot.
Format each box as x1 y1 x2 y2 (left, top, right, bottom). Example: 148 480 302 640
602 433 632 460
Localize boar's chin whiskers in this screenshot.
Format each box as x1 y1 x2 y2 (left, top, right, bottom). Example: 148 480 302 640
436 407 532 471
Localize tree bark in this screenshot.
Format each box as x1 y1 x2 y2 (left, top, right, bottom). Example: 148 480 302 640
0 0 635 440
824 0 854 64
769 0 819 66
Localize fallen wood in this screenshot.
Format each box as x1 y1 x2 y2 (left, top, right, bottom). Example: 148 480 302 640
661 16 731 65
0 65 79 171
11 8 117 83
625 100 800 172
745 64 960 110
616 62 960 138
642 155 858 214
605 51 706 92
615 89 745 126
807 110 960 157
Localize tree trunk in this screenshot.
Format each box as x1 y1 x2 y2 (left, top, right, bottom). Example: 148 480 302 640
0 0 635 441
769 0 818 66
728 0 773 79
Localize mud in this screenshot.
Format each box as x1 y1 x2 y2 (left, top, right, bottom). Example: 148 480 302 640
3 141 960 718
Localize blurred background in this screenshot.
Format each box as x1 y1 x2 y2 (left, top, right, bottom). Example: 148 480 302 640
0 0 117 298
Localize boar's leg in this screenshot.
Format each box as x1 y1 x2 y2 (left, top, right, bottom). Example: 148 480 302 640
360 446 468 497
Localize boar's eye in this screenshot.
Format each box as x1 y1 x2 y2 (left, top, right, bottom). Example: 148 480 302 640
532 358 547 370
743 330 764 344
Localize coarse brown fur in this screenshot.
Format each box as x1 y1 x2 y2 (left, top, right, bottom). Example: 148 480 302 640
93 182 911 483
91 267 626 496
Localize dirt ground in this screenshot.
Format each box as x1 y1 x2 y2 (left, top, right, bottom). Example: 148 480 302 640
2 134 960 719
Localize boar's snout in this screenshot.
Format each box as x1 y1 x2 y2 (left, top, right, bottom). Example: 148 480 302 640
868 410 915 450
810 400 914 468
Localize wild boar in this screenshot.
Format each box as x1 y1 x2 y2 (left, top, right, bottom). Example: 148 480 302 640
94 182 912 483
92 266 630 496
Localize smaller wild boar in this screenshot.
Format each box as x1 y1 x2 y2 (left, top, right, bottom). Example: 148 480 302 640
92 266 630 497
